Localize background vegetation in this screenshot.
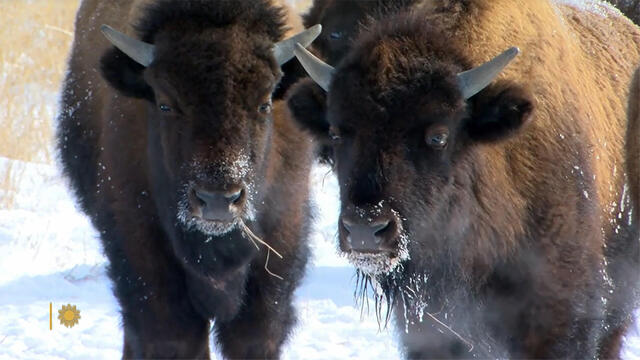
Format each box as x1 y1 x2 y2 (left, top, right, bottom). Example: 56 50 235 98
0 0 79 206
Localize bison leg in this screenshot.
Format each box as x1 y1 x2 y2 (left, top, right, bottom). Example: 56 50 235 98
118 282 212 359
107 237 212 359
122 316 210 359
213 263 303 359
212 214 310 359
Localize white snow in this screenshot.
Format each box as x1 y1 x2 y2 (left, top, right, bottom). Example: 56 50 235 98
0 158 402 359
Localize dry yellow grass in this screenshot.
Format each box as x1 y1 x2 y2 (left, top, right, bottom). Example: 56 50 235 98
0 0 80 162
0 0 80 206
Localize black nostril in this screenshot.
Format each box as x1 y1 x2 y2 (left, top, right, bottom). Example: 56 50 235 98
371 220 391 237
343 219 391 236
192 188 241 222
194 189 207 206
226 189 243 204
342 219 354 234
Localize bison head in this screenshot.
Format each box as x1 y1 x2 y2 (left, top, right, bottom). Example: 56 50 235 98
303 0 419 64
290 20 533 276
99 3 319 241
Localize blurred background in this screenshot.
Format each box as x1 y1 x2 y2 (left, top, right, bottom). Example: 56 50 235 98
0 0 78 207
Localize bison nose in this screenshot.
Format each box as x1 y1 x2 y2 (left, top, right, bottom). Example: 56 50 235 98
341 217 395 253
193 187 243 222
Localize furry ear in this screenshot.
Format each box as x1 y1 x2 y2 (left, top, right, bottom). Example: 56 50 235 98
100 47 154 100
286 78 333 162
465 83 534 143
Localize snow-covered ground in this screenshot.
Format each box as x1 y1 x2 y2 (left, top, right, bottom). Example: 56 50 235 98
0 158 403 359
2 156 640 359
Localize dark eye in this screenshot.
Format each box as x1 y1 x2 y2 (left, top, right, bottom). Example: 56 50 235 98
159 104 172 112
258 100 272 115
426 128 449 149
329 126 341 143
330 31 343 40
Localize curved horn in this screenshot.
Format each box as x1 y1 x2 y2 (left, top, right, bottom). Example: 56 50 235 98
101 24 155 67
294 43 335 91
273 24 322 65
457 47 520 99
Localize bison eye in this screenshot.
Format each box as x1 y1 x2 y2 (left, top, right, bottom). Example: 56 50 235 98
426 128 449 149
159 104 172 113
258 100 272 115
330 31 343 40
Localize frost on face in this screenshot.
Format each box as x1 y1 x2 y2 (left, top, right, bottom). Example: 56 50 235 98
176 153 256 236
346 208 410 276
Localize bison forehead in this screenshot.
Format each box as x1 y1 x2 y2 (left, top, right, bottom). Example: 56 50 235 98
326 11 475 109
328 66 465 133
151 30 281 103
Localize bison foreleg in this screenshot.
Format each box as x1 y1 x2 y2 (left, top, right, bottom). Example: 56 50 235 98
213 272 298 359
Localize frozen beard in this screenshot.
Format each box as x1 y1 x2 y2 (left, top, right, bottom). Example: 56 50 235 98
345 207 411 276
346 232 409 275
178 209 242 235
176 154 256 236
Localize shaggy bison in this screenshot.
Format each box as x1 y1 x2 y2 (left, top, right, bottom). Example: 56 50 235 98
302 0 418 64
290 0 423 162
57 0 320 358
291 0 640 358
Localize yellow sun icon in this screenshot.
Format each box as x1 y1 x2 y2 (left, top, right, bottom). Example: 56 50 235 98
58 304 81 328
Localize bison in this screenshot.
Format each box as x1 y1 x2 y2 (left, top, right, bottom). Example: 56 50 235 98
289 0 424 162
302 0 419 65
56 0 320 358
290 0 640 358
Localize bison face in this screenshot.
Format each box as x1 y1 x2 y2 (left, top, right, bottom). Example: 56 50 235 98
304 0 366 65
146 33 282 237
144 59 276 237
99 24 320 239
304 0 418 65
290 42 533 275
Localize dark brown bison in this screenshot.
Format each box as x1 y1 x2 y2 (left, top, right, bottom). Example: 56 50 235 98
302 0 418 64
290 0 640 358
56 0 321 358
289 0 423 162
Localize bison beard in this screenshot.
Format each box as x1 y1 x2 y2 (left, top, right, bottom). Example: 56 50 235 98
56 0 317 358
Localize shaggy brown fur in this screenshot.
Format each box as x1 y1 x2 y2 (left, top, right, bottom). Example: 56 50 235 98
290 0 422 162
288 0 640 358
57 0 313 358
